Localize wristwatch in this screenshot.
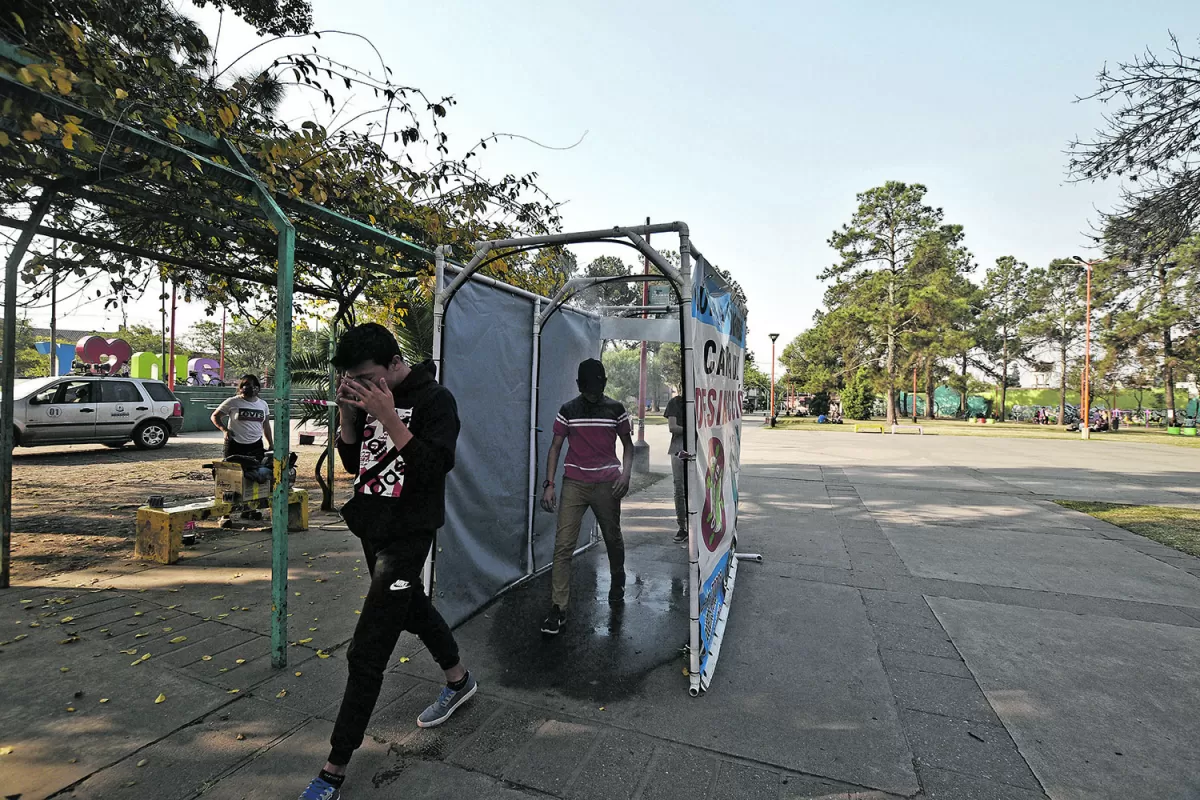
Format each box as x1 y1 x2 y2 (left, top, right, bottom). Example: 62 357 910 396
542 480 555 489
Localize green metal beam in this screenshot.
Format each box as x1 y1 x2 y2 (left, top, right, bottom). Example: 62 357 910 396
1 189 55 588
223 140 294 669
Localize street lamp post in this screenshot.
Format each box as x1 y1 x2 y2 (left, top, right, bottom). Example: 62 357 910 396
769 333 780 427
1072 256 1099 441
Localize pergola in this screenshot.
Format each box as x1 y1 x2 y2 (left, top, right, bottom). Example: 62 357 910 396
0 36 440 667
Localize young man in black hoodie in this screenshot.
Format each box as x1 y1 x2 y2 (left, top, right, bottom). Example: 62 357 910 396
299 324 475 800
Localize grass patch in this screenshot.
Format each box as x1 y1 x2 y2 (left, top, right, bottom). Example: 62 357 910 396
765 415 1200 448
1054 500 1200 558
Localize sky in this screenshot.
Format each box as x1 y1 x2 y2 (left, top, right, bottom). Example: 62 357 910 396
17 1 1198 369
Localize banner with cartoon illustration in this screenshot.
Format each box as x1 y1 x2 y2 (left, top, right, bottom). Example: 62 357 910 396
690 257 746 691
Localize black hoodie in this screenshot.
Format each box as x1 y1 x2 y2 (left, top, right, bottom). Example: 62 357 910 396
337 359 459 532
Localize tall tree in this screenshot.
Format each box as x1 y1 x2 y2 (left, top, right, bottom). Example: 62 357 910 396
1100 204 1196 423
582 256 640 308
1069 34 1200 237
979 256 1031 421
1021 259 1087 424
823 182 948 424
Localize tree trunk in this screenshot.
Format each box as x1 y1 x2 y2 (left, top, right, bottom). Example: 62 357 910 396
924 359 935 419
1058 341 1068 426
885 289 897 425
960 352 968 415
1158 265 1176 424
1000 336 1009 422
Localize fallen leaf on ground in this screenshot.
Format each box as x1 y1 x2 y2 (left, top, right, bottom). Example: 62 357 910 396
317 651 330 659
133 611 144 617
227 688 240 694
162 627 173 632
154 693 166 704
399 657 410 663
66 707 76 713
201 655 213 661
169 636 187 644
236 733 246 741
136 758 147 767
135 633 148 639
119 648 138 655
60 666 70 673
276 689 287 698
235 658 246 665
298 637 312 644
99 698 109 703
211 596 224 600
60 616 75 623
0 746 13 755
294 671 302 677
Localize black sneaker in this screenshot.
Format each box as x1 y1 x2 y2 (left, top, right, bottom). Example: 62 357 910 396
608 572 626 604
540 605 566 635
672 530 688 544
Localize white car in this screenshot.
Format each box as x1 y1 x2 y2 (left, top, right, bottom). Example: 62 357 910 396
10 376 184 450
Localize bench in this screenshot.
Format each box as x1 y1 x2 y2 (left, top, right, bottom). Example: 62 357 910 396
135 488 309 564
890 424 924 435
854 424 883 434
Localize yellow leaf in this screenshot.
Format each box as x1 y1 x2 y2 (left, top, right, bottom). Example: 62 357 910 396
60 667 70 673
133 611 144 617
0 746 13 755
154 693 166 704
317 651 330 659
66 707 76 713
298 637 312 644
169 636 187 644
60 616 74 623
11 13 24 33
399 656 410 663
99 698 109 703
235 659 246 665
190 157 203 173
211 596 224 600
227 689 240 694
235 733 246 740
115 88 128 100
119 648 137 655
294 671 302 677
136 758 148 767
162 627 173 633
276 689 287 698
201 655 213 661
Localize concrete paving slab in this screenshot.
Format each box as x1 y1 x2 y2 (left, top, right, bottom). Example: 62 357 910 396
0 665 233 800
562 728 656 800
901 708 1040 789
63 696 308 800
929 597 1200 800
887 526 1200 608
918 766 1049 800
504 718 600 794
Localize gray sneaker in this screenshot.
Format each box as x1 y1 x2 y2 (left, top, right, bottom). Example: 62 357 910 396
417 672 478 728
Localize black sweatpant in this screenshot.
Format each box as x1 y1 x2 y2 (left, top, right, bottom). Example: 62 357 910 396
327 527 460 766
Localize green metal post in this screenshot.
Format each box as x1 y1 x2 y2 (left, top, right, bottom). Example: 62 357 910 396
1 189 55 589
324 318 336 511
223 139 295 667
271 226 295 666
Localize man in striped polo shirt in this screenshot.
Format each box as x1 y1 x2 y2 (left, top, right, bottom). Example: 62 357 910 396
539 358 634 634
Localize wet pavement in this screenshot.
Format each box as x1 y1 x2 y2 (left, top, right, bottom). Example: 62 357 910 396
4 422 1200 799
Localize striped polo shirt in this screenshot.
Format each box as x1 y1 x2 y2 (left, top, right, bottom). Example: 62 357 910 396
554 395 631 483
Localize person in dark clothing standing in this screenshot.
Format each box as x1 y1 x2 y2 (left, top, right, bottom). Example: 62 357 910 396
299 324 476 800
539 358 633 635
664 392 689 545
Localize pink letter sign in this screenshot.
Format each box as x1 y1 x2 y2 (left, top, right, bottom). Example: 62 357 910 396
76 336 133 375
189 357 220 384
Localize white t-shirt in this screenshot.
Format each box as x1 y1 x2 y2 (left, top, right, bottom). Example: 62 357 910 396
216 396 271 444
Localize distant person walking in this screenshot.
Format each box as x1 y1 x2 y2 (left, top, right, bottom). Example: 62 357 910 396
664 392 689 545
539 358 633 635
210 374 272 459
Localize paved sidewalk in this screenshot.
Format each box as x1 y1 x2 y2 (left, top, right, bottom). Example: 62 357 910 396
3 426 1200 799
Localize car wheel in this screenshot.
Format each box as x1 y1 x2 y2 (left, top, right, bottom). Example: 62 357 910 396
133 421 169 450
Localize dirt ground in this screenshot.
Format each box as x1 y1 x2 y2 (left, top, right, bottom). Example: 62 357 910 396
8 437 350 583
7 437 666 583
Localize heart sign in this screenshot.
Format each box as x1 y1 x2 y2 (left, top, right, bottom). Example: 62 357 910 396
75 336 133 375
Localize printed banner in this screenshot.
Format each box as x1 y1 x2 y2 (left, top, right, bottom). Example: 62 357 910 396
690 257 747 691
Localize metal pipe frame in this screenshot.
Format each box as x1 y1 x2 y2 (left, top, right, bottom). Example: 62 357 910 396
676 227 704 697
526 298 542 574
225 140 295 669
0 189 56 588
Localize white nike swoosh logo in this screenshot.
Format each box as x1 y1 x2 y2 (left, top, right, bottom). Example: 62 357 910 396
389 579 411 591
